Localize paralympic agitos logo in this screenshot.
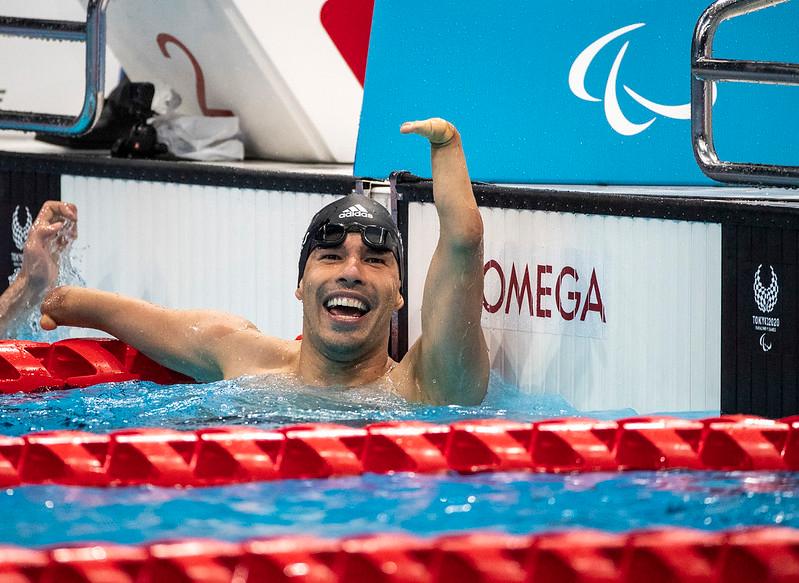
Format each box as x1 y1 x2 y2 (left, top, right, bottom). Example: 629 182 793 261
568 23 717 137
483 259 606 323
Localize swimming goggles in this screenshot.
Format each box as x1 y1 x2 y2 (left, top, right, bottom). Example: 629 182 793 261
311 222 397 251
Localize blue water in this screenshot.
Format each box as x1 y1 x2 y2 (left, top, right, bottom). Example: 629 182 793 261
0 372 603 436
3 471 798 548
0 372 776 549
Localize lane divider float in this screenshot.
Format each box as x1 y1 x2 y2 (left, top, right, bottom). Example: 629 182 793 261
2 415 799 486
0 527 797 582
0 339 193 393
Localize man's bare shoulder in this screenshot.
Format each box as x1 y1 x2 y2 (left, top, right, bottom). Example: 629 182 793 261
216 324 301 379
386 342 423 402
386 338 488 406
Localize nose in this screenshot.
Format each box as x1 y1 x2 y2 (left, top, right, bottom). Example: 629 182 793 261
336 255 364 286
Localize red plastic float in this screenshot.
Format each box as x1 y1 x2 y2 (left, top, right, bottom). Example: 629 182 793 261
335 534 434 582
45 544 147 583
615 417 704 471
716 527 799 583
278 424 366 479
1 528 798 582
236 536 339 583
21 430 109 486
526 530 625 582
700 415 789 471
530 417 617 472
3 342 799 484
144 540 241 583
361 421 449 474
0 545 48 583
445 419 533 473
0 339 193 393
0 413 797 487
618 529 722 582
430 532 528 582
193 427 283 485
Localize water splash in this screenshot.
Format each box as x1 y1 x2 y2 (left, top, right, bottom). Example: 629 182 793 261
0 371 583 436
9 238 86 342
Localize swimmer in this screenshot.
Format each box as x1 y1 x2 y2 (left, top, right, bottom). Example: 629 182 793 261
0 201 77 337
40 118 489 405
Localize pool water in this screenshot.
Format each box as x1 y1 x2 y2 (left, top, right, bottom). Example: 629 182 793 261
0 372 597 436
0 372 786 549
3 471 798 548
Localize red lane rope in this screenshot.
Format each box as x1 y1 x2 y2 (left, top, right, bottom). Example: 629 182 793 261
2 340 799 485
1 527 797 582
1 415 799 487
0 339 193 393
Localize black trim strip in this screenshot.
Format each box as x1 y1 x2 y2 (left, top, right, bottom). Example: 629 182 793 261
721 225 738 414
0 151 355 195
717 223 799 417
397 199 409 359
396 181 799 228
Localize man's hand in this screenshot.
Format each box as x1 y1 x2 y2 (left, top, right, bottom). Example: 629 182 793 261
0 201 78 337
400 118 458 147
19 201 78 291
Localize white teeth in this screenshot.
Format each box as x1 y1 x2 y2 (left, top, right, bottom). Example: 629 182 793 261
325 296 368 311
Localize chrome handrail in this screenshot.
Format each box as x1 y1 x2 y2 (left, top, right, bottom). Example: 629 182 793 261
691 0 799 187
0 0 109 135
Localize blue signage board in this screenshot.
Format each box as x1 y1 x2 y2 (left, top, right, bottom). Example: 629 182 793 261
354 0 799 185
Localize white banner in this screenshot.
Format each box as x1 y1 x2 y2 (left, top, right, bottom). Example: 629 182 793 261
407 202 721 414
62 175 339 341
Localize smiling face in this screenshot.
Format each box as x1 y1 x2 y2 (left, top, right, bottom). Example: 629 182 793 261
295 233 404 362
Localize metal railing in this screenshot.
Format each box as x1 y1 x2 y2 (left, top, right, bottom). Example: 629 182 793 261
0 0 109 135
692 0 799 187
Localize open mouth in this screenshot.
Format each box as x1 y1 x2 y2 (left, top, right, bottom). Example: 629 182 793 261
324 296 370 320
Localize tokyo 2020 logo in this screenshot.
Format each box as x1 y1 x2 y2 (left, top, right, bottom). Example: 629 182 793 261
752 264 780 353
753 264 779 314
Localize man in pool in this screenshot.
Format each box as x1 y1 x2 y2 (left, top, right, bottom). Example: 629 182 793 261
39 118 489 405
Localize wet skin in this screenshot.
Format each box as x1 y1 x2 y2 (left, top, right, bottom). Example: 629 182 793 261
295 233 404 363
37 118 489 404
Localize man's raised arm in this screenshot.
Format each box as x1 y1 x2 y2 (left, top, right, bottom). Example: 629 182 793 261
0 201 77 337
398 118 489 405
40 286 280 382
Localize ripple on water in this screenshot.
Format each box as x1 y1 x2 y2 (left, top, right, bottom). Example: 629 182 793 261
1 471 798 547
0 371 585 435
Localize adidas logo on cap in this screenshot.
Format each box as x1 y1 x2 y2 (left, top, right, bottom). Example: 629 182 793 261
339 204 373 219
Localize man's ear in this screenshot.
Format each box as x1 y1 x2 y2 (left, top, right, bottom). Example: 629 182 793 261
395 288 404 311
295 282 303 301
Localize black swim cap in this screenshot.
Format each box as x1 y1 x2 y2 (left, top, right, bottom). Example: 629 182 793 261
297 193 404 285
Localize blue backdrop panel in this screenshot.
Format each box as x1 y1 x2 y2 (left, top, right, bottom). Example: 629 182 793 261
354 0 799 185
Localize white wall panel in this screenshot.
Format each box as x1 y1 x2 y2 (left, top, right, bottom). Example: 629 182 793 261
62 176 337 340
61 177 722 413
408 203 721 414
